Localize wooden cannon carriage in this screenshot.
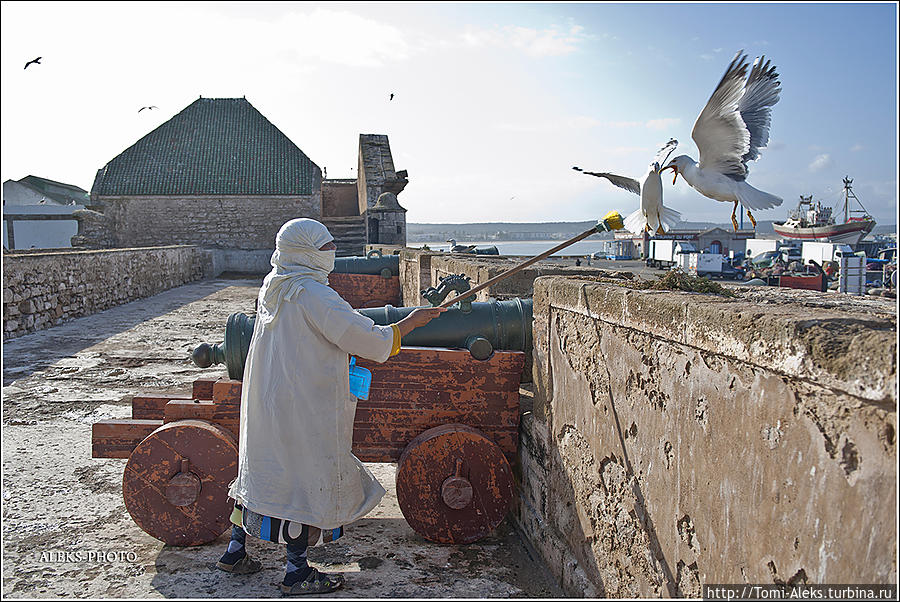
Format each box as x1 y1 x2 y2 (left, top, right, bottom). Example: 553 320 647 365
92 298 532 548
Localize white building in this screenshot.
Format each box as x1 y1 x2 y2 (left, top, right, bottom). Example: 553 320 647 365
3 176 88 250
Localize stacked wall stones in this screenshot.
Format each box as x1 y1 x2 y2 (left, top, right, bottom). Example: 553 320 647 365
518 276 897 596
74 195 320 250
3 246 211 339
398 248 439 306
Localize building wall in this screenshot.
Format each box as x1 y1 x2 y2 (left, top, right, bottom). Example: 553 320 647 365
79 193 321 250
2 246 212 339
517 275 897 596
322 180 360 217
370 210 406 246
3 204 85 249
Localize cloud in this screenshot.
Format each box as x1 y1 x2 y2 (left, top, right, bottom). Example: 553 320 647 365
645 118 680 131
269 8 414 67
608 118 681 130
808 154 833 172
495 116 680 133
461 23 591 57
850 144 864 152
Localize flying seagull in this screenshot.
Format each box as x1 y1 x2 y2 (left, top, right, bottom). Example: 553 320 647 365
573 138 681 234
389 93 394 101
24 57 41 69
661 51 783 230
138 106 159 112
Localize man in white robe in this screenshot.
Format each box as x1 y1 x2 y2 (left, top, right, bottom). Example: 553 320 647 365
217 218 444 595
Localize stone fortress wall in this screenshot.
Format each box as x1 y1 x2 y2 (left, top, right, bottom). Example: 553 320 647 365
73 194 321 250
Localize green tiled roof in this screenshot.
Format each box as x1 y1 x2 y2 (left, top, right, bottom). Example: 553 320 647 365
92 97 319 196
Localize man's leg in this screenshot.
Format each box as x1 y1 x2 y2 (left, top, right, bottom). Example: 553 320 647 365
283 539 313 586
218 524 248 565
216 513 262 574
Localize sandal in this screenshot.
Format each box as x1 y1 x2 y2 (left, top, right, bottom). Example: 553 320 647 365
216 554 262 574
279 568 345 595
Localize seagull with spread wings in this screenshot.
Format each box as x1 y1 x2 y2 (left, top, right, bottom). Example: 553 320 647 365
24 57 41 69
138 106 159 112
573 138 681 234
661 51 783 230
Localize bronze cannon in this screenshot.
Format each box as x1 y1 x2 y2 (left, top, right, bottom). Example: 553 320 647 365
92 298 532 548
328 250 401 308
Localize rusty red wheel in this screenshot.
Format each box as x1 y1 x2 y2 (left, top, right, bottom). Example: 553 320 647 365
396 423 514 544
123 419 237 546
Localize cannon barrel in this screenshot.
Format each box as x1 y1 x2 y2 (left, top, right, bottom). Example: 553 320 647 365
192 299 532 379
357 299 531 358
332 254 399 277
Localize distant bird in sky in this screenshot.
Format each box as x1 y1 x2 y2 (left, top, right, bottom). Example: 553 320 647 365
661 51 783 230
138 106 158 112
24 57 41 69
573 138 681 234
389 93 394 101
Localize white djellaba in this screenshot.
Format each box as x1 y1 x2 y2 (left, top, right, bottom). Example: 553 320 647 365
228 218 393 529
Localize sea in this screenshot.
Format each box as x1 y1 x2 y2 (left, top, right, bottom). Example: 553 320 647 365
409 240 612 257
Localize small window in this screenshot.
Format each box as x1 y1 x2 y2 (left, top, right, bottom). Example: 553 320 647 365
396 225 402 234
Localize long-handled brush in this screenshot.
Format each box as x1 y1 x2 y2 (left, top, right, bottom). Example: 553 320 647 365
438 211 626 309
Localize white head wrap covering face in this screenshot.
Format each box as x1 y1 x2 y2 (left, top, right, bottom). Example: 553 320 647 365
257 218 335 325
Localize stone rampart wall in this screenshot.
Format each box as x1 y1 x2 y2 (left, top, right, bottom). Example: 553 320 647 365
3 246 211 339
516 276 897 596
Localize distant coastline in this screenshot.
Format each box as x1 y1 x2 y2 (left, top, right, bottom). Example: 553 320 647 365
408 221 897 243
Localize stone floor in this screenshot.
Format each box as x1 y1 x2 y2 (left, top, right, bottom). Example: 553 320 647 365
2 276 563 598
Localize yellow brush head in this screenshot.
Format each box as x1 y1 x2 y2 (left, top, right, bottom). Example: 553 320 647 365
597 211 625 232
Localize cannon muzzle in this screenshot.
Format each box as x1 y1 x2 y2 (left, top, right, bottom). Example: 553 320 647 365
192 299 533 380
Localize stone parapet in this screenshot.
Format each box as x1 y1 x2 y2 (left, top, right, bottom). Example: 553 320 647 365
3 246 212 339
398 248 441 307
430 255 615 302
516 275 896 596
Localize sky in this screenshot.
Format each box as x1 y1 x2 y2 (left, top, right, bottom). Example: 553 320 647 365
1 1 897 226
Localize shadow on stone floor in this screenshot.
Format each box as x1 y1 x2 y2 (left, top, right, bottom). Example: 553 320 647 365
149 516 562 599
3 278 260 384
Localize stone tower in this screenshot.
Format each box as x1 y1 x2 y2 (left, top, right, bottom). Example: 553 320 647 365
357 134 408 246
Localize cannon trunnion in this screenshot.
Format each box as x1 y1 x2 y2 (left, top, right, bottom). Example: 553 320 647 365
93 299 530 546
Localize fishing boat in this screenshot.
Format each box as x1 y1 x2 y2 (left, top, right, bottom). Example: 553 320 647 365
773 177 876 245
